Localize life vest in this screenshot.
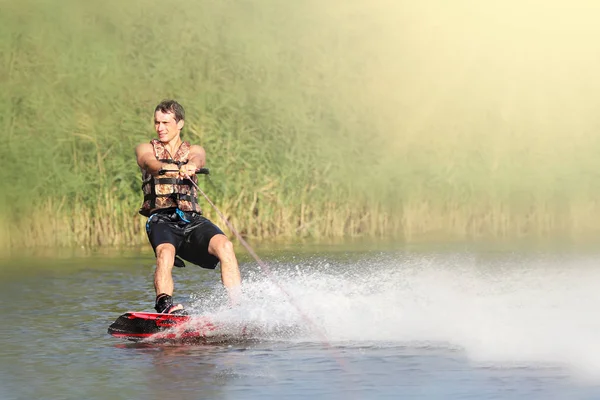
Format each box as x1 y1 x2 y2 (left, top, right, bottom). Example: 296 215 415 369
139 139 202 217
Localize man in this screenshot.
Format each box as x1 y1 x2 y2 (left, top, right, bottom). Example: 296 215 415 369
135 99 241 314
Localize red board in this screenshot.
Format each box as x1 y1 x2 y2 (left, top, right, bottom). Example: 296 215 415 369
108 311 218 342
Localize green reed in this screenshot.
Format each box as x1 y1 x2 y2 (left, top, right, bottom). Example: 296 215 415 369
2 0 600 254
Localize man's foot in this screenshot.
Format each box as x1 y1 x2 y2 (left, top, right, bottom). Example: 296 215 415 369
164 303 187 315
155 293 187 314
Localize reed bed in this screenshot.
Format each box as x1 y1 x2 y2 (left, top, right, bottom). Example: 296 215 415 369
2 0 600 253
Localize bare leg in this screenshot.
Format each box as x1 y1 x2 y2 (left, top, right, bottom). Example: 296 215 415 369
154 243 183 311
208 234 242 304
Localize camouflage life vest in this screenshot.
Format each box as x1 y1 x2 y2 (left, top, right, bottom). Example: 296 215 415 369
139 139 201 217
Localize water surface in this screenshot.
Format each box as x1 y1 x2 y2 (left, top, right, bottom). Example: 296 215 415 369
2 241 600 399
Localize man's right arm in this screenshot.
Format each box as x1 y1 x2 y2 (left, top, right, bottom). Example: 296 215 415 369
135 143 175 176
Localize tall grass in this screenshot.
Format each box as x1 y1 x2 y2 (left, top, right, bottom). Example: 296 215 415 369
2 0 600 253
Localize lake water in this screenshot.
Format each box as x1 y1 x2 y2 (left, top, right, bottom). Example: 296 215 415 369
2 240 600 399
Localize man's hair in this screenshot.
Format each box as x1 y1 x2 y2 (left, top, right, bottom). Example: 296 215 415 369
155 99 185 122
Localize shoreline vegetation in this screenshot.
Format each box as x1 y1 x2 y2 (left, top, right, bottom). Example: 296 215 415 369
2 1 600 254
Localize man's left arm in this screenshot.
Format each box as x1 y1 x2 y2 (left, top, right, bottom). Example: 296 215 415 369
180 145 206 176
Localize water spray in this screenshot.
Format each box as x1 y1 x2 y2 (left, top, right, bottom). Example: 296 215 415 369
185 169 333 343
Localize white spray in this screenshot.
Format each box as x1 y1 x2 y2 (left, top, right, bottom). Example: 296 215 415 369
189 251 600 381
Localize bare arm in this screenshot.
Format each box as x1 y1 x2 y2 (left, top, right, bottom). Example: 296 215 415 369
135 143 176 176
180 145 206 175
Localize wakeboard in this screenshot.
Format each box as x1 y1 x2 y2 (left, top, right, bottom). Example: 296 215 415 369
108 311 220 342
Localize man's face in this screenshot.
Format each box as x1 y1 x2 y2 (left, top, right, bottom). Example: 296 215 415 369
154 110 184 143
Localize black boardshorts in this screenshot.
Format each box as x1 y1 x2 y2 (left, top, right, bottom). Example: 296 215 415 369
145 208 225 269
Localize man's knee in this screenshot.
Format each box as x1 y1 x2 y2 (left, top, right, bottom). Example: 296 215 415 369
210 235 235 259
155 244 176 267
218 239 234 257
221 239 234 255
